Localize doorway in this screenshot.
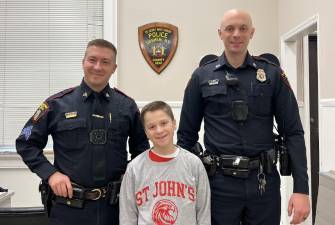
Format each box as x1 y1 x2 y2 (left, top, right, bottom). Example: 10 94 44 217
280 15 319 225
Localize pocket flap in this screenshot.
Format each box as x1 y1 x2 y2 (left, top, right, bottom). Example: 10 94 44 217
252 84 272 96
202 84 227 98
56 118 86 131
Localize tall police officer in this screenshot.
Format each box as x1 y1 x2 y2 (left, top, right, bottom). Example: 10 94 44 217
177 9 310 225
16 39 149 225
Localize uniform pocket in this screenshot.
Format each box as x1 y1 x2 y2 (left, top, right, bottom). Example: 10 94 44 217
250 84 273 116
201 83 231 115
54 118 87 149
108 116 129 138
202 84 227 98
107 115 128 161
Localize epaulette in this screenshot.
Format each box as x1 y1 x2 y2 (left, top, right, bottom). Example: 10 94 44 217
253 55 280 68
114 87 134 101
202 58 218 66
46 86 76 101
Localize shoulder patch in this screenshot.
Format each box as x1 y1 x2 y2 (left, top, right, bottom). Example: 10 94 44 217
46 86 76 101
32 102 49 123
280 72 292 89
32 86 76 123
253 55 280 67
114 87 134 100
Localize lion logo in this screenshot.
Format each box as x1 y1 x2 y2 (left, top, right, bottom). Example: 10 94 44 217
152 199 178 225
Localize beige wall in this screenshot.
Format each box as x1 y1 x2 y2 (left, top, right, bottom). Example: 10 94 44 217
278 0 335 99
117 0 278 101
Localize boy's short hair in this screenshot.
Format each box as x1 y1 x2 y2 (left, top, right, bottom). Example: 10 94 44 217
140 101 175 125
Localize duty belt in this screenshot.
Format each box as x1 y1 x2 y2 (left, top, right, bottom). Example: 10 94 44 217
213 154 262 178
54 184 108 208
71 183 108 200
82 186 108 200
217 155 260 170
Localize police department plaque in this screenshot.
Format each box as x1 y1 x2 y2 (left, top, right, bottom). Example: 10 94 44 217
138 22 178 74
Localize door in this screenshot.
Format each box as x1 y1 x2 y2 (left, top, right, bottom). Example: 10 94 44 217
308 35 319 225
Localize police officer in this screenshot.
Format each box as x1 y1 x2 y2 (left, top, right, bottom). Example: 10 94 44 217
16 39 149 225
177 9 310 225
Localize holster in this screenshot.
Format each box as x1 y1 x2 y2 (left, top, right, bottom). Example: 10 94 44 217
278 145 292 176
201 154 217 177
274 133 292 176
53 183 85 209
39 180 53 217
190 142 204 157
260 148 277 174
54 196 84 208
107 180 122 205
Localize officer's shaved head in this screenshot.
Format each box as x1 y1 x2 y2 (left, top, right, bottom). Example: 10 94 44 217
218 9 255 59
219 9 253 30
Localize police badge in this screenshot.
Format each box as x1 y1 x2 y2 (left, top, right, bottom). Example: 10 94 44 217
256 69 266 82
138 22 178 74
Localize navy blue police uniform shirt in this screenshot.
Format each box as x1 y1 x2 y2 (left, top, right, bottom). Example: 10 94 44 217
16 80 149 188
177 52 309 194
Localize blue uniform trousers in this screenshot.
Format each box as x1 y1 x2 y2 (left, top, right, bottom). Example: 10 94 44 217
50 198 119 225
210 169 281 225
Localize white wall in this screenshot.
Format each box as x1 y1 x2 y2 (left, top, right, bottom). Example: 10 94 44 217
278 0 335 99
117 0 278 101
278 0 335 171
0 152 54 207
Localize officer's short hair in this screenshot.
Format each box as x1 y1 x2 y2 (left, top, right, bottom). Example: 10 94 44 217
140 101 175 125
85 39 117 59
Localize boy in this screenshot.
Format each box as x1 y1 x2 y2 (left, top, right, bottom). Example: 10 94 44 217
119 101 211 225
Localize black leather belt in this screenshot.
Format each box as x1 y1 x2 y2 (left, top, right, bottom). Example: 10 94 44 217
54 185 108 208
72 183 108 200
83 187 108 200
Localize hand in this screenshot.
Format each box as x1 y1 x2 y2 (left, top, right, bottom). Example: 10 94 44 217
288 193 310 224
48 172 73 198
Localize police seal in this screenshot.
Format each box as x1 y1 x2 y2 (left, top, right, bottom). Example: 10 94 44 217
138 22 178 74
256 69 266 82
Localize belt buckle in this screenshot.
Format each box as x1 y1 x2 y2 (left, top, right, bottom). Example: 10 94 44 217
91 188 102 200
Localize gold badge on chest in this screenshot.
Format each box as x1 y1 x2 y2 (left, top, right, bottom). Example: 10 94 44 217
256 69 267 82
